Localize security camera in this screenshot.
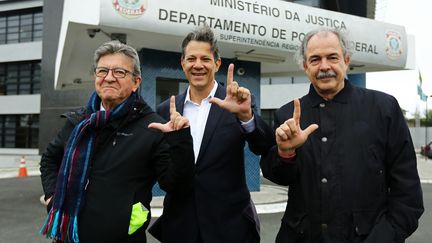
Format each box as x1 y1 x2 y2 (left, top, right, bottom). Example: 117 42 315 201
237 67 245 76
87 28 100 38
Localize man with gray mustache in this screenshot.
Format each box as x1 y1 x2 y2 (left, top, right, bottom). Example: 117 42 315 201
260 28 423 243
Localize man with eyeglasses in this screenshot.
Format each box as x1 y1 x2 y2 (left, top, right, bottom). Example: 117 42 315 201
39 40 195 243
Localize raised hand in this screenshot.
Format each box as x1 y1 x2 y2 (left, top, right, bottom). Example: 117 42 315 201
148 96 190 132
209 63 253 122
276 98 318 157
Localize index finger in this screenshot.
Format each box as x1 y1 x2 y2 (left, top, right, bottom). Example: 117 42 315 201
169 95 176 115
227 63 234 86
293 98 301 126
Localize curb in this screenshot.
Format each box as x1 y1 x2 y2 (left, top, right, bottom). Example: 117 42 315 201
421 179 432 184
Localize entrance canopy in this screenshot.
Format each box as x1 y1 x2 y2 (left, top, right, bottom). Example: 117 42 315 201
54 0 413 89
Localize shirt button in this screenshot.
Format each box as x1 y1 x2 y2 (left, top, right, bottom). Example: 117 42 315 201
321 223 328 231
321 137 328 142
321 178 328 183
319 103 325 108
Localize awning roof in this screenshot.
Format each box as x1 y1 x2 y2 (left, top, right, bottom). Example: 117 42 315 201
54 0 413 89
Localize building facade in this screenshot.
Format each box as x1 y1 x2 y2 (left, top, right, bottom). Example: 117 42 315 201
1 0 413 192
0 0 42 156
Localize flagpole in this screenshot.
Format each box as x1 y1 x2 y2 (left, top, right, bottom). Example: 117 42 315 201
418 70 427 160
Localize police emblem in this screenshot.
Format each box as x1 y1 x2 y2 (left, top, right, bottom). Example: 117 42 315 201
385 30 403 60
112 0 147 19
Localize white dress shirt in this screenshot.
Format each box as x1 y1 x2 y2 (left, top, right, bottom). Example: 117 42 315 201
183 82 218 162
183 81 255 163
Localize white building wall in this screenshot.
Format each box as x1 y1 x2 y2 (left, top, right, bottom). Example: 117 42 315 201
261 83 310 109
0 94 40 114
0 41 42 62
260 76 310 109
0 0 42 11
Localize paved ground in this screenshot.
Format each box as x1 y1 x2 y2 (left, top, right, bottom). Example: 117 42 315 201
0 153 431 242
0 176 431 243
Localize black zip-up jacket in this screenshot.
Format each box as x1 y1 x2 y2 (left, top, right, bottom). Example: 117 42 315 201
261 81 423 243
40 96 194 243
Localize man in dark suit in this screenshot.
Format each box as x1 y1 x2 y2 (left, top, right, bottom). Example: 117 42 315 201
148 26 274 242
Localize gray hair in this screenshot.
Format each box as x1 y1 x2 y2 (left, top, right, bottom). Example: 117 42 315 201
93 40 141 76
295 28 351 69
181 25 220 61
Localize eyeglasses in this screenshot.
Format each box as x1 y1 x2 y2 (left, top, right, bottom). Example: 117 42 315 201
94 67 134 78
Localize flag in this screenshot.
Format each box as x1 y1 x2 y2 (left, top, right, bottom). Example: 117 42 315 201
418 84 428 101
418 70 428 101
419 71 423 86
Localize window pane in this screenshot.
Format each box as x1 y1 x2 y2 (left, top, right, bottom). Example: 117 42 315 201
34 13 43 24
20 67 31 75
6 75 17 83
33 30 42 39
4 116 16 127
33 23 43 31
20 77 31 84
20 25 33 41
6 84 17 94
20 14 32 25
0 81 5 95
7 16 19 27
7 67 18 79
33 84 40 93
0 115 39 148
0 17 6 28
7 33 19 43
8 26 19 33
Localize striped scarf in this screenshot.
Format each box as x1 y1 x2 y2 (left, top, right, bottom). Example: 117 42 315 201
41 91 138 243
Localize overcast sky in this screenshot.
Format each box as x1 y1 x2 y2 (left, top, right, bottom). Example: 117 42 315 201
366 0 431 118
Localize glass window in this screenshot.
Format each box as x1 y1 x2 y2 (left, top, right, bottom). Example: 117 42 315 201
261 109 276 129
0 8 43 44
0 17 6 28
0 114 39 148
20 14 32 25
34 12 43 24
156 77 189 105
7 33 18 43
7 16 19 27
0 61 41 95
33 23 43 31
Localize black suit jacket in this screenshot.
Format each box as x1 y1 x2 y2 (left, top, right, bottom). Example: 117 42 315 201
149 84 274 243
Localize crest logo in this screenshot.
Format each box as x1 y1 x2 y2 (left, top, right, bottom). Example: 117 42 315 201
385 30 403 60
112 0 147 19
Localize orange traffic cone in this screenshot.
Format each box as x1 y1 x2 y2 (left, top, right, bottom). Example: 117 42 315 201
18 155 28 177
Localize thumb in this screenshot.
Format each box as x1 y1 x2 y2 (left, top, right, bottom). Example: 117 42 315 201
209 97 225 108
148 122 165 131
303 124 319 136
